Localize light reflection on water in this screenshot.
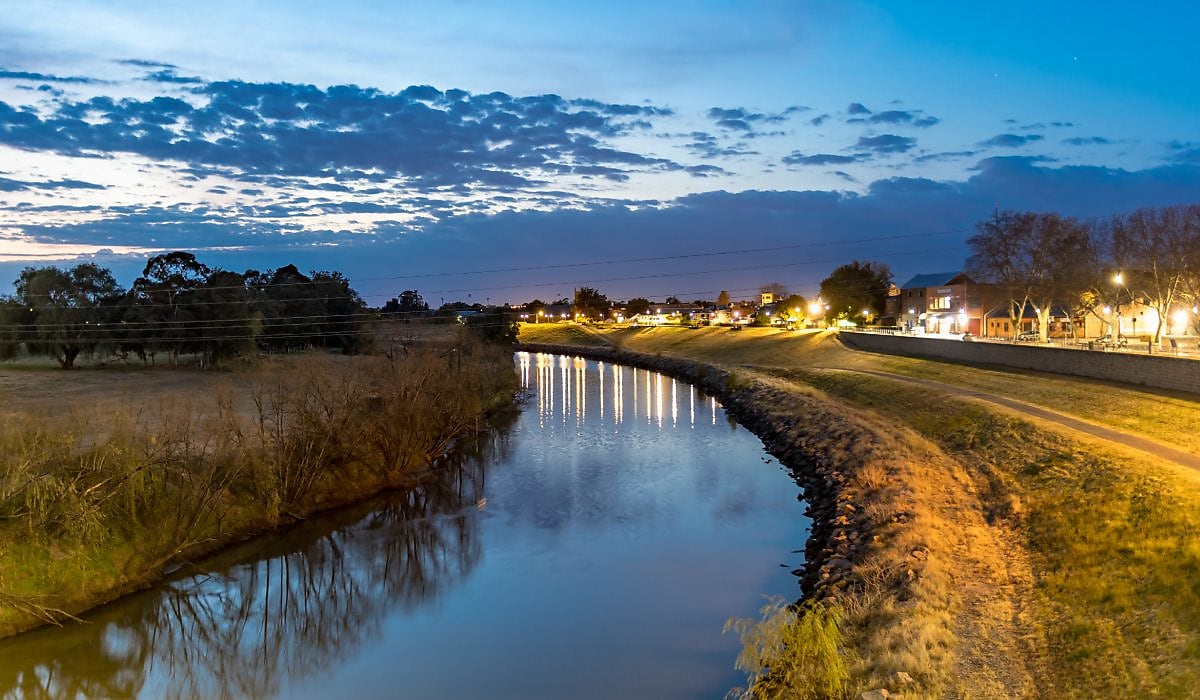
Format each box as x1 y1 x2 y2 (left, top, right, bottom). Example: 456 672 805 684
0 353 809 699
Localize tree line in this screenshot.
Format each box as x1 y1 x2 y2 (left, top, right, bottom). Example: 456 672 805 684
0 252 371 368
967 204 1200 341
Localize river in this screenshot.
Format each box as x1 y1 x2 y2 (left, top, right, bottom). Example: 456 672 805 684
0 353 810 699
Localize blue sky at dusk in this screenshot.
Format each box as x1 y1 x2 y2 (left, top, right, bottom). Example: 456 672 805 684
1 1 1197 304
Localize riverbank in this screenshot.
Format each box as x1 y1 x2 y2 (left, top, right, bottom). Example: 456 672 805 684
519 324 1200 698
0 335 519 638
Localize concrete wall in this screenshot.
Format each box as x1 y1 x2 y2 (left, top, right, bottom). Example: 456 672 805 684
840 332 1200 396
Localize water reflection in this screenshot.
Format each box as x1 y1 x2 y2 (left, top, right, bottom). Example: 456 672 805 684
516 351 722 430
0 425 512 700
2 354 807 700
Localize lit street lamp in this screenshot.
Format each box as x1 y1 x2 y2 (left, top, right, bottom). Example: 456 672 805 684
1112 272 1124 344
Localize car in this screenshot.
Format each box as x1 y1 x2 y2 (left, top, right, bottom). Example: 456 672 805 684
1095 334 1128 348
1015 330 1040 342
960 332 974 342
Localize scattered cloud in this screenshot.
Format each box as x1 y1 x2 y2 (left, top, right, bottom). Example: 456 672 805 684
0 79 682 189
684 132 757 158
979 133 1045 148
114 59 177 69
684 164 727 178
783 152 859 166
913 150 981 163
142 68 203 84
854 134 917 154
846 102 871 115
0 175 105 192
705 105 803 133
809 113 829 127
0 68 104 84
1167 141 1200 165
1061 136 1111 146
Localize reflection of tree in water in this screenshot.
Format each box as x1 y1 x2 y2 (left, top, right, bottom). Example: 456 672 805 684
0 416 515 699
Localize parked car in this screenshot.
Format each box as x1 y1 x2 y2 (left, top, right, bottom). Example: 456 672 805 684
1015 330 1040 342
1095 334 1128 348
960 332 974 342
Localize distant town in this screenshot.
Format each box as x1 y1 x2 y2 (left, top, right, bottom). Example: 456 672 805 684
502 204 1199 353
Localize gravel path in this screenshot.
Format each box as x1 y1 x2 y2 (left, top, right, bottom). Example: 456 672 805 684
823 367 1200 472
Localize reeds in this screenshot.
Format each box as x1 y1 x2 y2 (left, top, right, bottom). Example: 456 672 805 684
0 333 517 634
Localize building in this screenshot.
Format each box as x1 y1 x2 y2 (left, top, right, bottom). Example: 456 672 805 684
983 302 1075 338
899 272 998 335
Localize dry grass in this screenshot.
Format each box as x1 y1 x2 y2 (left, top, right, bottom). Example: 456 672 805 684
514 321 614 348
0 336 517 637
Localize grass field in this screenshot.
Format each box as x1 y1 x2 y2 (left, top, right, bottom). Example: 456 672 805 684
522 322 1200 698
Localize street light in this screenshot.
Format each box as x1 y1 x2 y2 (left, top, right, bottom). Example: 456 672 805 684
1112 272 1124 343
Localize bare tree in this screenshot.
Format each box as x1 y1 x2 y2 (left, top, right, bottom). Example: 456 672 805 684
967 210 1092 340
1112 205 1196 344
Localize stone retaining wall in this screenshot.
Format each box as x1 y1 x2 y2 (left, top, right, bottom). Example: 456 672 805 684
840 332 1200 395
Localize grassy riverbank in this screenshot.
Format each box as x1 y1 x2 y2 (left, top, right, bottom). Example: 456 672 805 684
0 333 518 637
520 323 1200 698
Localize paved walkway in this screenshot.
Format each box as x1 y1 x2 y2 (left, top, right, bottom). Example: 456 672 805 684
823 367 1200 472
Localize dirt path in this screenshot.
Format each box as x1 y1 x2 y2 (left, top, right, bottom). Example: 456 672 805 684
820 367 1200 472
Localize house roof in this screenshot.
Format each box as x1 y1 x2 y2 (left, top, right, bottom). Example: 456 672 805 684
900 272 969 289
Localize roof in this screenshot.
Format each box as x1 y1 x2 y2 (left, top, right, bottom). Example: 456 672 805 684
900 272 965 289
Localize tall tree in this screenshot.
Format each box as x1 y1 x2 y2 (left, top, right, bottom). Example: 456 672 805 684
778 294 809 320
967 210 1092 340
383 290 428 315
1112 205 1196 343
130 251 212 364
14 263 123 368
716 290 731 307
572 287 611 320
625 297 651 318
818 261 891 323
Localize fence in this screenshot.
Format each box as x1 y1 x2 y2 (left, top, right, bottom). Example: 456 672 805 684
840 331 1200 396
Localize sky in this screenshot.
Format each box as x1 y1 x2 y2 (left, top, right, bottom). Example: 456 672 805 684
0 0 1197 305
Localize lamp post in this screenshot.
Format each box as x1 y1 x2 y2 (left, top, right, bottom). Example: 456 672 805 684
1112 272 1123 344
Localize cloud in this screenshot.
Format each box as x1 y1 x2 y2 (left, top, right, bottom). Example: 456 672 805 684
115 59 178 69
8 158 1199 305
0 80 682 189
912 150 981 163
0 69 104 84
706 105 803 132
1167 142 1200 165
0 176 105 192
978 133 1044 148
854 134 917 154
845 105 939 128
809 113 829 126
783 152 859 166
142 68 203 84
1061 136 1111 146
684 132 757 158
684 164 727 178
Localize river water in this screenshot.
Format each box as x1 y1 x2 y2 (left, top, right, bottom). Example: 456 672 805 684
0 353 809 699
